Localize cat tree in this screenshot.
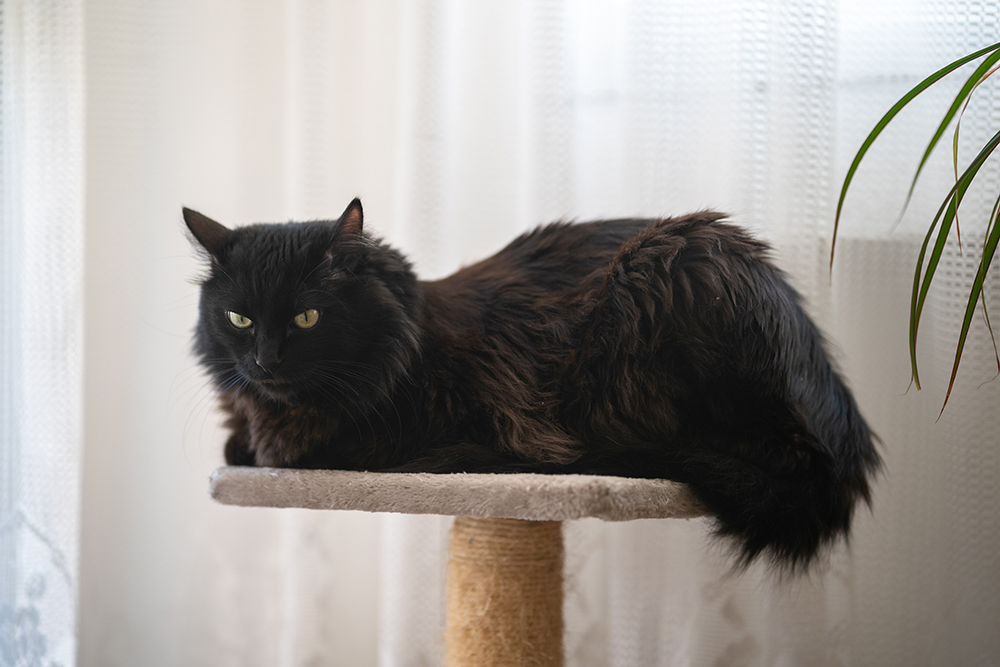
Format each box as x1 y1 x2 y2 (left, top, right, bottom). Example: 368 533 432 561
210 467 708 666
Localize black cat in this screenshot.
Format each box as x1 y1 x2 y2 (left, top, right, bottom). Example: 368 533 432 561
185 199 880 570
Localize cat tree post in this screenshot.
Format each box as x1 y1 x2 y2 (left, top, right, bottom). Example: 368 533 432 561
209 468 708 666
445 517 564 666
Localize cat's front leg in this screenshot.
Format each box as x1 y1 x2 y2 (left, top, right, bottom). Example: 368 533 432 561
224 427 256 466
219 391 315 467
252 435 311 468
220 403 256 466
247 403 334 468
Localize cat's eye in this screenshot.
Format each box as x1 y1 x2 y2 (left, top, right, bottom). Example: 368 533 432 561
226 311 253 329
293 309 320 329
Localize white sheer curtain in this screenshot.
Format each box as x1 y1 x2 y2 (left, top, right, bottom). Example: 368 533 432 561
1 1 83 666
72 1 999 666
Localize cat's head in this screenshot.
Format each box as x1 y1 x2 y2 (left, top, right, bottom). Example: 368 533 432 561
185 199 420 406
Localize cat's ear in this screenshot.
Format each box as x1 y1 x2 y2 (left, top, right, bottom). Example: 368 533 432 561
183 207 231 257
334 198 364 242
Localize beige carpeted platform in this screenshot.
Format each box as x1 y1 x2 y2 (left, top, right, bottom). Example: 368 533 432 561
209 466 709 521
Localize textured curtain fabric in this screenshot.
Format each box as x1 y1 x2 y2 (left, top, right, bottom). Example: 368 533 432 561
74 1 999 666
0 1 84 666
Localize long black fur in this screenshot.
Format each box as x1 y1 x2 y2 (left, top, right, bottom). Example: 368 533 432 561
185 199 880 571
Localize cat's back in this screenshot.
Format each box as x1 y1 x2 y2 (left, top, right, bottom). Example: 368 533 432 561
433 218 652 297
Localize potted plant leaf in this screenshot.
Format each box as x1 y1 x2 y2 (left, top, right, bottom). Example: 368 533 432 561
833 41 1000 411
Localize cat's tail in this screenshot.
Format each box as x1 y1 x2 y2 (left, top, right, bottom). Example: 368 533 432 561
565 212 881 572
674 384 879 572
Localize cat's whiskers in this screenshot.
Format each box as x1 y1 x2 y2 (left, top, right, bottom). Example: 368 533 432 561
319 379 403 447
180 380 214 444
304 365 403 446
176 365 233 425
315 358 420 443
308 361 409 434
168 366 210 404
299 375 383 445
302 371 377 417
162 291 201 310
181 369 243 457
168 359 232 405
174 376 222 449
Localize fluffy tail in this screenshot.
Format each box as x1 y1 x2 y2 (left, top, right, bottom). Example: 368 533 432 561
675 381 879 571
564 212 881 571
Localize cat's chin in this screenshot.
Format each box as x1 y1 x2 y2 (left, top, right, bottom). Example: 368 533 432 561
253 378 298 402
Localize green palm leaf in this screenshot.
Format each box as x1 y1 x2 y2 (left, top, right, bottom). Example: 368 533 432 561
832 41 1000 269
835 41 1000 409
909 127 1000 390
942 191 1000 412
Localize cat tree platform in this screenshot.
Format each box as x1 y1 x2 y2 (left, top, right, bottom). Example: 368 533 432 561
210 467 709 666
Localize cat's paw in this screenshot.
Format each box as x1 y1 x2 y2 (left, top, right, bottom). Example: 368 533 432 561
224 432 256 466
251 433 317 468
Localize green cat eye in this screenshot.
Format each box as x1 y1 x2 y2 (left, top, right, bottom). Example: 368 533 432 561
293 309 320 329
226 311 253 329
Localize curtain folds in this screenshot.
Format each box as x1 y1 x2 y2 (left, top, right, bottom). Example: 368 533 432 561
0 1 84 666
65 0 1000 665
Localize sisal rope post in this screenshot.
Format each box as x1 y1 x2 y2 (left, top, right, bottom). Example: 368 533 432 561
444 516 564 667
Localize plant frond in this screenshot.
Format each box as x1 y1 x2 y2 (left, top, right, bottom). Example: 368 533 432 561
910 128 1000 390
832 41 1000 271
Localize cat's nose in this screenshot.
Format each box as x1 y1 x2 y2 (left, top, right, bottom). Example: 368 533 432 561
255 336 284 374
255 352 282 373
